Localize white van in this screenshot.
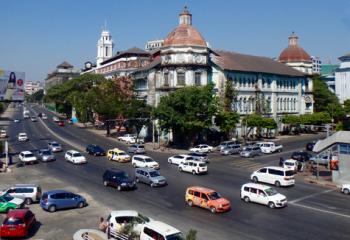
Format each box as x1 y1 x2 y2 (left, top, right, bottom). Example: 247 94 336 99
241 183 287 208
140 221 184 240
250 166 295 187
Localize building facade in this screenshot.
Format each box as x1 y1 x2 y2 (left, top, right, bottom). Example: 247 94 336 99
335 53 350 104
145 40 164 51
320 64 338 93
25 81 43 95
45 61 80 92
311 56 322 74
96 30 114 67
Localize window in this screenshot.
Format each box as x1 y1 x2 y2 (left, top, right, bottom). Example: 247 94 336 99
268 169 283 176
177 72 185 86
250 188 258 194
195 72 201 86
194 191 201 197
244 187 249 192
164 72 169 86
258 168 267 173
188 190 194 195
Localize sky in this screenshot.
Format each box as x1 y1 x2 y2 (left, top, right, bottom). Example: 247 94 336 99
1 0 350 82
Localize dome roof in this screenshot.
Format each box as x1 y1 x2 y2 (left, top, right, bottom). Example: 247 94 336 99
163 25 207 47
278 32 311 63
163 6 207 48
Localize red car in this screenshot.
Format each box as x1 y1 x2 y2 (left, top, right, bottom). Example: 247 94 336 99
58 120 65 127
0 209 36 238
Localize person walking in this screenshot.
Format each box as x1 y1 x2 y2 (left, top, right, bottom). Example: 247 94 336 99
279 157 284 167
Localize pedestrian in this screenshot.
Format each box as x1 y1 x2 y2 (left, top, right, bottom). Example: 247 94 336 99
98 217 108 232
279 157 284 167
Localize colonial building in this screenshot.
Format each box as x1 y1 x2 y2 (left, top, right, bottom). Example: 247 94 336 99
278 32 313 75
25 81 43 95
44 61 80 92
335 53 350 104
96 30 114 67
145 40 164 51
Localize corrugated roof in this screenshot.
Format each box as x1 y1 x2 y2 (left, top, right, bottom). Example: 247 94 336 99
101 47 150 65
212 50 305 77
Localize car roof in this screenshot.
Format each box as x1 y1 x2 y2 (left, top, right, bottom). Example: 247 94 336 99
21 151 33 154
242 183 272 190
187 186 215 194
19 132 26 135
185 160 205 164
105 169 125 174
260 166 287 171
284 159 297 163
144 221 181 236
108 148 121 152
67 150 79 154
44 189 70 195
133 154 151 159
14 184 39 188
136 167 158 172
40 148 50 151
110 210 139 217
6 209 31 218
49 141 59 144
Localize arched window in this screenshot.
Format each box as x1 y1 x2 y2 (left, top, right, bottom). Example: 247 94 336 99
277 98 280 111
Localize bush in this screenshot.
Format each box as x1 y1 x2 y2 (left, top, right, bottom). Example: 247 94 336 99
186 229 197 240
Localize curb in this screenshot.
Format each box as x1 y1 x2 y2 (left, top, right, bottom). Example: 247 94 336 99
304 177 340 189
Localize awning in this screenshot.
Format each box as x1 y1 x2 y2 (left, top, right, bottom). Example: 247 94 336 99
313 131 350 153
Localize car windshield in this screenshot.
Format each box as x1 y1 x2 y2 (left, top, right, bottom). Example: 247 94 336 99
138 213 150 222
166 233 185 240
285 171 294 176
207 192 221 200
2 193 14 202
116 172 129 179
144 158 154 162
4 217 24 225
199 163 206 167
285 162 294 166
42 150 51 155
52 143 60 147
245 148 252 151
138 146 144 149
73 153 82 157
19 134 26 137
265 188 278 196
149 171 160 177
25 154 34 158
119 152 127 156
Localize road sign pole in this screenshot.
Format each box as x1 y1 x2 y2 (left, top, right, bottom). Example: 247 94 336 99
5 140 8 169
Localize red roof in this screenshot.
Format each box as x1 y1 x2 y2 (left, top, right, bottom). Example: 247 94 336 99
6 209 30 219
279 46 311 63
163 24 206 47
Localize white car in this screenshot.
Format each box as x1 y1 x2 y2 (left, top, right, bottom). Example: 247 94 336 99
117 134 136 142
48 141 63 152
168 154 194 165
341 184 350 195
132 155 160 169
251 166 295 187
108 210 152 236
19 151 37 164
65 150 87 164
241 183 287 208
0 129 7 138
283 159 298 172
125 137 145 144
189 144 213 153
18 133 28 141
53 116 59 122
178 160 207 175
42 113 47 120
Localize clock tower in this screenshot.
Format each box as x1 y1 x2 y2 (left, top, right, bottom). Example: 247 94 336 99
96 30 114 67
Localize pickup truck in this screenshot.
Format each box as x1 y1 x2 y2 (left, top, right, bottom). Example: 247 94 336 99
309 154 330 167
257 142 283 154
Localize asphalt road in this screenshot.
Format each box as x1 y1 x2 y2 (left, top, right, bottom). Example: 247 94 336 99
4 104 350 240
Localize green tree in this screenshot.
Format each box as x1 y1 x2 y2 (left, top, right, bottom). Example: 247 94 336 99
124 99 152 139
243 114 276 139
344 100 350 114
215 111 240 139
223 79 236 111
313 77 339 112
153 84 219 146
186 229 197 240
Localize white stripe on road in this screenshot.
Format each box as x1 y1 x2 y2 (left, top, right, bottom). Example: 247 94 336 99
290 202 350 219
289 189 335 204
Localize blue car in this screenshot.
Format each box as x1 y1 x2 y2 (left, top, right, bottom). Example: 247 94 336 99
40 190 86 213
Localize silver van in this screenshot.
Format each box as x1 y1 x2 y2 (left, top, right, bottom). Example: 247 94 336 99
135 168 167 187
3 184 42 205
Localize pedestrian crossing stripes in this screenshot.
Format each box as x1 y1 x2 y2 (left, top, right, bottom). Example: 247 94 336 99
230 159 267 171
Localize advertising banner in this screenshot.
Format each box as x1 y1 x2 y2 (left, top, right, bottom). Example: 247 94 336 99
0 69 25 101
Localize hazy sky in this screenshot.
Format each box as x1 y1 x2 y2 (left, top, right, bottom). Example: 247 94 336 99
1 0 349 82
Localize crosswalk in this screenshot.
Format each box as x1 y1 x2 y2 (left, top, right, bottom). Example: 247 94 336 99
229 159 267 171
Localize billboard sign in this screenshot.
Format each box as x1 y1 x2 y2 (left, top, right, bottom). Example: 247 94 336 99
0 69 25 101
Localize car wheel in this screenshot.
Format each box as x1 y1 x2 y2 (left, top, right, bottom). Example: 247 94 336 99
117 185 122 191
179 167 182 172
192 170 196 175
168 159 172 164
48 205 56 212
103 181 108 187
132 163 137 168
268 202 275 209
275 181 281 187
244 196 250 203
252 176 258 183
135 177 140 183
77 202 84 208
210 207 216 213
150 182 155 188
344 188 350 195
25 198 32 205
187 200 193 207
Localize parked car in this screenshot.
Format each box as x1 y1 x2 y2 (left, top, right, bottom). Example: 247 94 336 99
220 144 241 155
0 193 24 213
187 152 209 163
132 155 160 169
189 144 213 153
65 150 87 164
341 184 350 195
38 149 55 162
251 166 295 187
40 190 86 212
107 148 131 162
185 186 231 213
58 120 65 126
216 141 239 151
168 154 194 165
283 159 299 172
30 116 37 122
102 169 136 191
257 142 283 154
107 210 152 236
127 144 146 154
86 144 106 156
126 137 145 144
241 183 287 209
0 209 36 238
135 167 167 187
42 113 47 120
140 221 184 240
2 184 42 205
179 160 207 175
117 134 136 142
291 151 311 162
48 141 63 152
0 129 7 138
19 151 38 164
309 154 330 167
52 116 59 122
240 146 261 158
18 133 28 142
306 141 316 151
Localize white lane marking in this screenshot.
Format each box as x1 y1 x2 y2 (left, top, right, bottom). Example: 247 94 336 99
290 202 350 219
289 189 335 204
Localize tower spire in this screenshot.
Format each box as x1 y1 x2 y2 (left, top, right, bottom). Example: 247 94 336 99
179 5 192 25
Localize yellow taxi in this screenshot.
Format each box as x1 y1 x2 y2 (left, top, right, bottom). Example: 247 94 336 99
107 148 131 163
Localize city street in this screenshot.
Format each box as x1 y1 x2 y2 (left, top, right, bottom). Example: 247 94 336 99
0 104 349 239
